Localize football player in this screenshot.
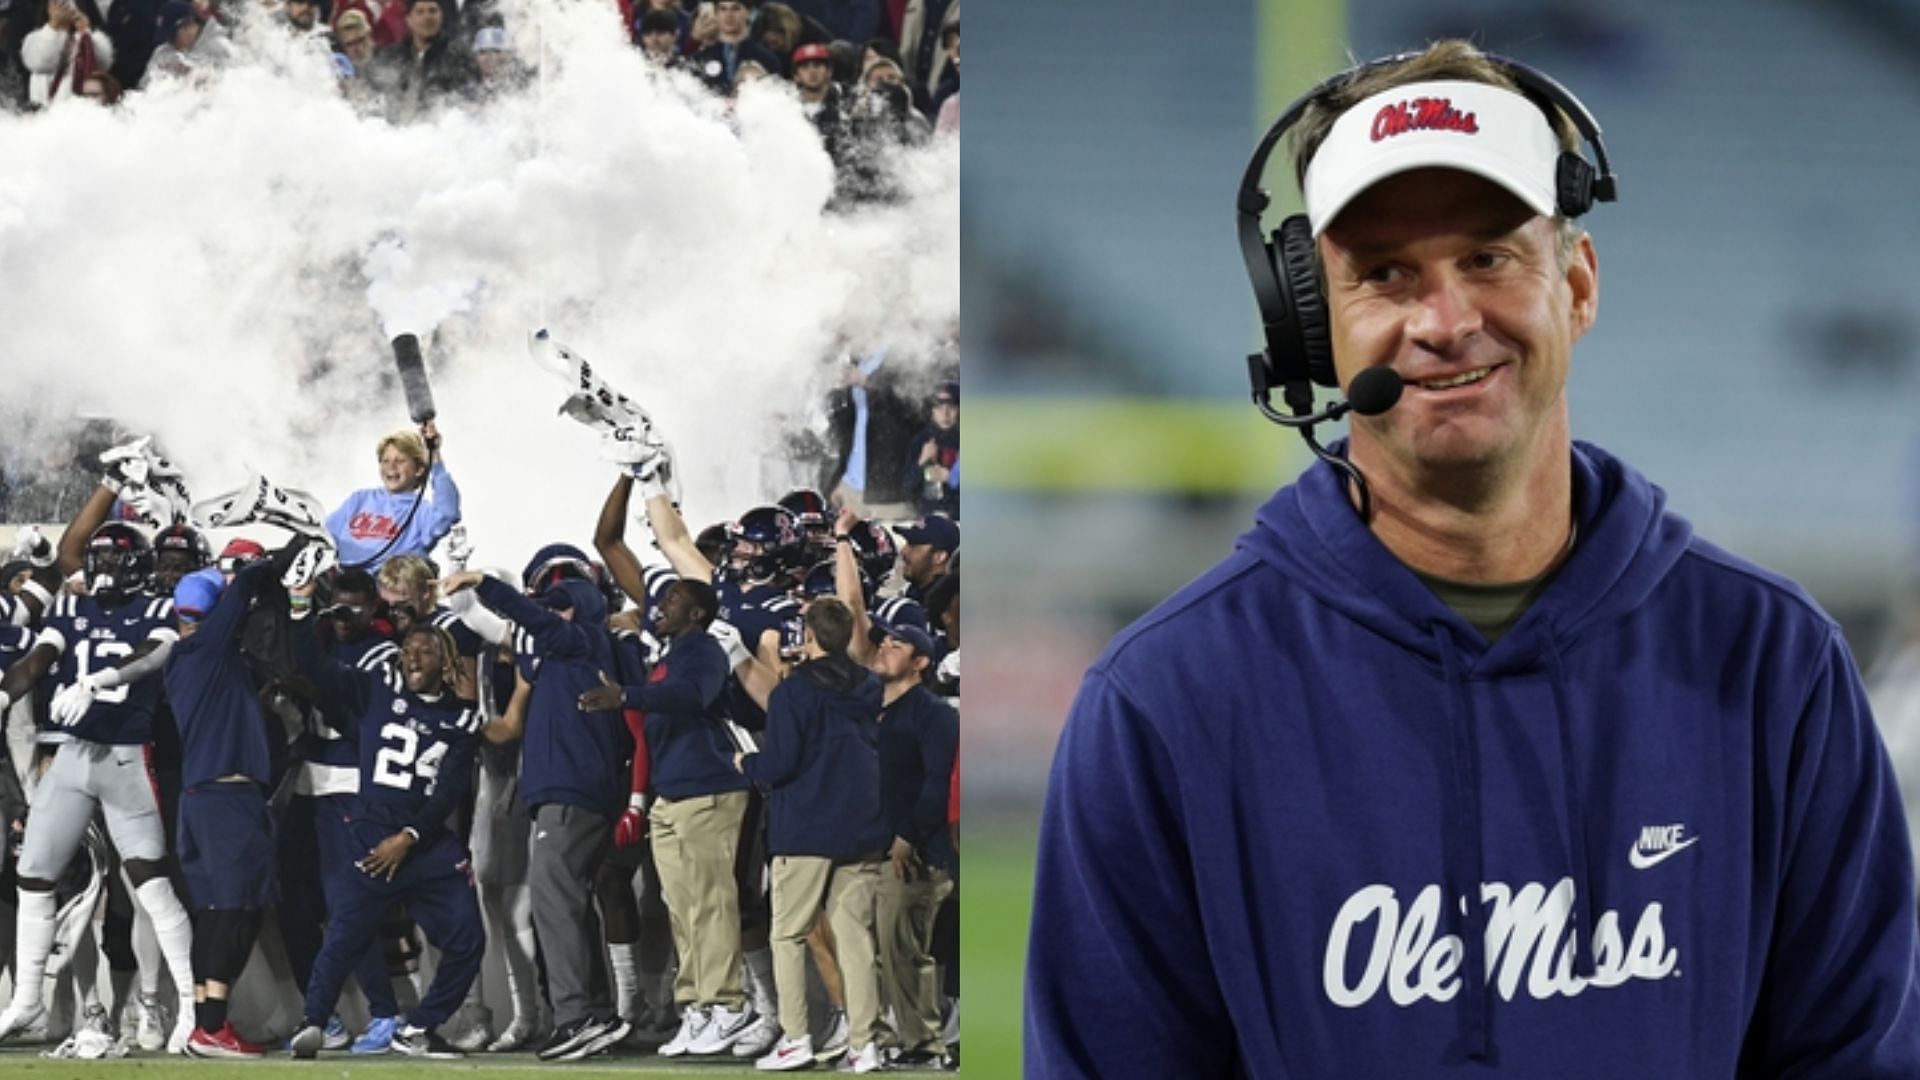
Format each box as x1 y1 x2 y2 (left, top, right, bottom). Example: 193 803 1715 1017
0 523 197 1052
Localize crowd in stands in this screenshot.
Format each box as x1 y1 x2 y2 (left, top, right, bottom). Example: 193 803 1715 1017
0 346 961 1070
0 0 957 204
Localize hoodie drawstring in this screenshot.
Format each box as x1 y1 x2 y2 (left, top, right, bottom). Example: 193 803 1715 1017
1541 638 1598 980
1431 625 1494 1064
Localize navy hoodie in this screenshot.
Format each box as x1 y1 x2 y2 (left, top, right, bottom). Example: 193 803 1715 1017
476 576 629 819
164 561 272 788
630 629 749 802
742 654 887 858
1027 442 1920 1079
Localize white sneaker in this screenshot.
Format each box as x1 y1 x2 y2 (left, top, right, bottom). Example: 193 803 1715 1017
486 1016 534 1052
446 1002 493 1052
135 993 169 1052
0 1000 49 1044
816 1008 849 1062
732 1013 782 1058
757 1033 816 1071
659 1006 708 1058
687 1003 754 1055
838 1041 884 1074
166 996 195 1054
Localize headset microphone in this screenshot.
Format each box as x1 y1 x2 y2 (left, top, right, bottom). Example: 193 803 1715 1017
1252 366 1404 519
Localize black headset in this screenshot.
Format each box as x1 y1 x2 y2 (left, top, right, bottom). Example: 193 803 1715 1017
1236 53 1620 419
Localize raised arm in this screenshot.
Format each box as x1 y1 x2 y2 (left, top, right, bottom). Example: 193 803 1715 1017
593 474 649 610
644 490 714 583
834 507 877 666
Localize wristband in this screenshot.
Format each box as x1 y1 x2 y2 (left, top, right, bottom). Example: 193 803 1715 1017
627 792 646 810
835 534 853 545
402 826 421 842
19 580 52 611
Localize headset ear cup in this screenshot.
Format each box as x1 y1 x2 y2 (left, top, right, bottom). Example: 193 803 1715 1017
1555 152 1595 218
1277 215 1336 388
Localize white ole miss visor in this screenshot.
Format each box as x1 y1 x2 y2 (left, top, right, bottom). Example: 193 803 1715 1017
1303 79 1561 236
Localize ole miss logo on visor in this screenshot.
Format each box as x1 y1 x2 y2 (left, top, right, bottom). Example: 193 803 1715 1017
1371 97 1479 141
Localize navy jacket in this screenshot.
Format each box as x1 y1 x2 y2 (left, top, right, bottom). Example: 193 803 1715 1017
742 654 887 858
477 577 629 819
879 684 956 873
164 563 272 788
1028 442 1920 1078
628 629 748 802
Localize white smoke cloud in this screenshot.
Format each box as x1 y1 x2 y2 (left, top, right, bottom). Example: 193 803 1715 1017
0 0 959 571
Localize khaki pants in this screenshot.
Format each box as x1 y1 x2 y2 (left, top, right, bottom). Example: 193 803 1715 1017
876 865 953 1053
651 790 749 1009
770 855 888 1048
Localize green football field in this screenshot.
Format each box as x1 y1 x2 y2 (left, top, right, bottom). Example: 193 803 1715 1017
0 829 1039 1079
963 826 1037 1078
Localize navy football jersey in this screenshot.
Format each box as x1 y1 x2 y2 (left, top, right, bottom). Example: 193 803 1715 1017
299 633 399 796
35 593 177 745
351 669 482 825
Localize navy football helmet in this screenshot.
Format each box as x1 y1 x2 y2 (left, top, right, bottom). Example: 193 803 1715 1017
86 521 155 599
846 519 898 587
727 506 806 581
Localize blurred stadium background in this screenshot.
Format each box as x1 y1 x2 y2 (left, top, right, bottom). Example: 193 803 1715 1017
965 0 1920 1073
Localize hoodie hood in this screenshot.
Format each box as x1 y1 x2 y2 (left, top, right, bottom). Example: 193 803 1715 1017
544 577 607 628
1234 441 1694 1061
801 653 883 705
1238 441 1692 671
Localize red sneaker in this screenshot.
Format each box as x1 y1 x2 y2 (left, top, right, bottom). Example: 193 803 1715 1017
186 1023 267 1058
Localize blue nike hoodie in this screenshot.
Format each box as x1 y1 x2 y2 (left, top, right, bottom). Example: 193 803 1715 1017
742 654 889 858
475 576 629 819
1027 442 1920 1079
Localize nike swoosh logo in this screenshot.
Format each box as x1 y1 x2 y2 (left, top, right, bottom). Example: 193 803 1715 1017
1628 835 1700 870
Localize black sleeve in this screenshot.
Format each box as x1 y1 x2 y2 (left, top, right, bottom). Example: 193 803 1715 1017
288 613 371 719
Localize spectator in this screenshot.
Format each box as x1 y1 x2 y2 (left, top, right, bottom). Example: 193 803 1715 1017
733 56 768 88
470 24 523 93
926 16 953 117
683 0 717 56
98 0 155 94
632 0 688 53
791 40 834 111
736 597 889 1073
784 0 878 46
142 0 229 85
21 0 115 109
896 0 952 102
902 380 957 519
279 0 320 34
364 0 478 120
636 7 686 70
691 0 778 95
75 66 119 101
330 7 374 68
823 348 922 517
324 422 462 571
750 2 800 69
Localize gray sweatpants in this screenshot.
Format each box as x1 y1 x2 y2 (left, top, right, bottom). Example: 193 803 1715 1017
528 803 612 1027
